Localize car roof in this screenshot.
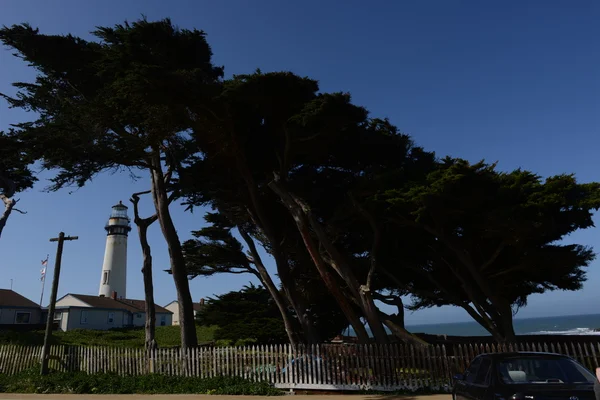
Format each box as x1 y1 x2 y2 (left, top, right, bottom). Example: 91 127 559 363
476 352 571 360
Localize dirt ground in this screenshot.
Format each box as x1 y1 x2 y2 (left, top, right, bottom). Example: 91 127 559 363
0 394 452 400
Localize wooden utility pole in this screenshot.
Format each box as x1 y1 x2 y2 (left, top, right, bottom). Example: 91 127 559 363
40 232 78 375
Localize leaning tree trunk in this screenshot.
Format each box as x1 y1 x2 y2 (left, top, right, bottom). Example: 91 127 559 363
269 248 321 343
239 226 299 346
0 195 16 239
268 180 371 343
294 216 370 343
131 192 159 350
271 250 320 343
283 278 321 343
430 226 517 342
231 146 320 343
297 193 389 344
0 181 25 240
497 302 517 342
141 233 158 350
149 151 197 348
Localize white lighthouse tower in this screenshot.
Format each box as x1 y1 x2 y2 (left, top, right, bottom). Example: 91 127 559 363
98 201 131 299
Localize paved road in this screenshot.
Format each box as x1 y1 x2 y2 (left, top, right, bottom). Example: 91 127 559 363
0 394 452 400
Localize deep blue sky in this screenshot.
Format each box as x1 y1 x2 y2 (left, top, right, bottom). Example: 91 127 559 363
1 0 599 325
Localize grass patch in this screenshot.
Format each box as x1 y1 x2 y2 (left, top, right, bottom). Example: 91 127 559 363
0 325 217 348
0 368 282 395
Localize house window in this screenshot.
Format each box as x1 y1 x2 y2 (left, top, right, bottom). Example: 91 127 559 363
80 310 88 324
54 312 62 321
107 312 115 324
136 313 142 318
102 270 110 285
160 315 166 326
15 312 31 324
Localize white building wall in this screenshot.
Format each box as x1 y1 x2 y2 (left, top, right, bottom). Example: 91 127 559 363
158 313 172 327
60 311 69 331
66 308 129 331
165 302 180 325
132 312 173 327
98 233 128 299
132 311 144 326
51 309 69 331
0 307 41 325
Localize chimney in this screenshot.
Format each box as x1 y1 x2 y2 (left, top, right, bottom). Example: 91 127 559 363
199 298 205 306
111 291 117 300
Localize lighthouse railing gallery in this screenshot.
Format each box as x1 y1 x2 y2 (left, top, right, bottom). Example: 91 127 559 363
2 341 600 391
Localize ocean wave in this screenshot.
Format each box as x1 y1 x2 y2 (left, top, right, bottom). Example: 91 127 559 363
526 327 600 336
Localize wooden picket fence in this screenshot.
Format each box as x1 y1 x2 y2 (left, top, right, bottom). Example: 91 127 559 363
1 341 600 391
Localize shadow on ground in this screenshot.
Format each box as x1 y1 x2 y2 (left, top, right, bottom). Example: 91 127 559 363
361 395 451 400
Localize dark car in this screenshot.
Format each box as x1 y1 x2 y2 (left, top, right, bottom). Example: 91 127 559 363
453 352 597 400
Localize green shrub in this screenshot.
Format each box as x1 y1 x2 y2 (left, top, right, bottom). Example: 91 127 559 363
0 368 282 395
234 338 258 347
214 337 257 347
0 325 217 348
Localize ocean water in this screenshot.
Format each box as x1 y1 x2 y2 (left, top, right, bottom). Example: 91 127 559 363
405 313 600 336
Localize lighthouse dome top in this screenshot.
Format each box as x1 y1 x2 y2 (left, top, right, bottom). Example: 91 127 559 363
112 200 128 210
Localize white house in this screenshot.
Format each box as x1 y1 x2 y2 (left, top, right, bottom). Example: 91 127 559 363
0 289 42 326
54 293 172 331
164 298 205 325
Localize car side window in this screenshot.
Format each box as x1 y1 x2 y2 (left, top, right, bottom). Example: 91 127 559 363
466 358 483 384
474 358 492 386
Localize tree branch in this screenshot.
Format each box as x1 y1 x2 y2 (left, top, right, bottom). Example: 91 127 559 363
373 292 403 306
489 262 527 278
284 184 362 301
280 125 292 178
2 197 26 214
350 194 381 291
481 241 506 271
163 166 173 186
196 268 252 276
424 224 507 317
0 178 16 199
377 311 429 347
167 190 178 204
130 190 157 227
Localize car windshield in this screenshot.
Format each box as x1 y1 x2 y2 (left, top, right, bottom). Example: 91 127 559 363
498 357 595 385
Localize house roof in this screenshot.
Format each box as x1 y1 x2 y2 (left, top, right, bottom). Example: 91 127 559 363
117 298 171 314
67 294 172 314
0 289 39 308
165 300 205 312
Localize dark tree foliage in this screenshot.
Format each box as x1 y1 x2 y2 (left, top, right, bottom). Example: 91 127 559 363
0 18 223 348
182 212 251 278
198 284 289 344
181 211 300 345
380 158 600 341
179 71 435 345
182 211 350 343
0 131 37 238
